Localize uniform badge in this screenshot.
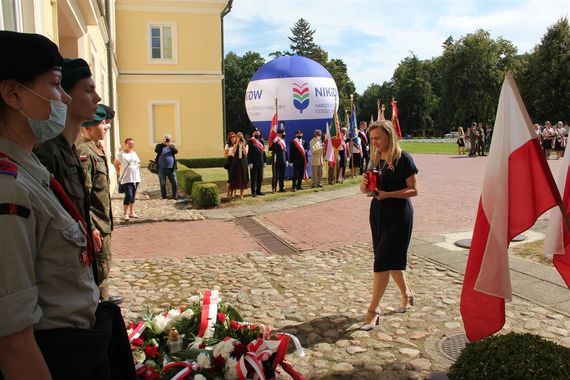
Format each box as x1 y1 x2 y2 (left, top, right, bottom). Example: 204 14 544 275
79 248 90 267
79 155 87 162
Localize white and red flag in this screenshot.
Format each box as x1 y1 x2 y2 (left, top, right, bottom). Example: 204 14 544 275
543 145 570 288
324 122 336 167
391 99 402 140
268 98 278 148
460 73 560 341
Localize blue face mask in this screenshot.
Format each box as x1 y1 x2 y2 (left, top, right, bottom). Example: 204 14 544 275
19 85 67 143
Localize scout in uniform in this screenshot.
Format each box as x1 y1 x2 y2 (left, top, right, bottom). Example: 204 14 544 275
33 58 101 283
77 104 123 305
0 31 134 379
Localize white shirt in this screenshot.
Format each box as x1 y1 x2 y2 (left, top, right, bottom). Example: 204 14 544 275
117 150 141 184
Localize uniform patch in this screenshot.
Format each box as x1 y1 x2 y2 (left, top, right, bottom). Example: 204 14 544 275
0 203 31 218
0 153 17 177
79 155 87 162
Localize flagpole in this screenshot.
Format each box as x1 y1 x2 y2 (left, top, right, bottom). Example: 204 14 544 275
350 94 355 179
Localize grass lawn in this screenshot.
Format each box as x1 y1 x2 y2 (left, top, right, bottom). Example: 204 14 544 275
400 140 458 155
510 239 552 266
192 166 361 205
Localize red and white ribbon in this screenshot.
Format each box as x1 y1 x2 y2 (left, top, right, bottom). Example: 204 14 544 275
162 361 193 380
128 321 146 342
197 289 219 338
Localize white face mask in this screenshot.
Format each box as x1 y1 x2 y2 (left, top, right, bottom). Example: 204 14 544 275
19 85 67 143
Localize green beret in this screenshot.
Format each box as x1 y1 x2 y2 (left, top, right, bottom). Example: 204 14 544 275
0 31 63 83
82 104 114 127
61 58 92 91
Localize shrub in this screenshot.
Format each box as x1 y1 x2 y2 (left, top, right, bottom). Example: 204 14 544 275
191 182 220 209
448 332 570 380
178 158 226 168
176 163 203 195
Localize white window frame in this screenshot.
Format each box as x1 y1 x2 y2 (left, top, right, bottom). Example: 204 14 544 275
148 99 181 148
147 22 178 64
1 0 24 31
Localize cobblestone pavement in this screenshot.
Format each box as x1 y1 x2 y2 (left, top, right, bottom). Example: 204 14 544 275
108 154 568 379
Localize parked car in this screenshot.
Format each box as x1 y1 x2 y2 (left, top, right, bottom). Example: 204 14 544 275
444 131 458 139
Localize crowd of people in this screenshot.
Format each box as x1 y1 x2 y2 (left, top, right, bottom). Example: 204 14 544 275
456 122 492 157
223 120 377 197
534 120 569 159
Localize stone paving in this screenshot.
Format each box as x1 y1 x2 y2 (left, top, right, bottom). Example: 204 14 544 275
109 154 570 379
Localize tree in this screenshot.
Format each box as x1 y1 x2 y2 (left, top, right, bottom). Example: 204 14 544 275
288 18 320 58
517 17 570 123
392 54 437 136
438 29 518 131
224 51 265 134
357 82 394 123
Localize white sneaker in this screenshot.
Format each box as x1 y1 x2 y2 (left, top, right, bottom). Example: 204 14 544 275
123 215 130 221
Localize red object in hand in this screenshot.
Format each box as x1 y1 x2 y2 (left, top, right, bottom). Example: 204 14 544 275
366 169 380 196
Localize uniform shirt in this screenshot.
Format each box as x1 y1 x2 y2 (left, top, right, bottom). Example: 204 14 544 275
33 133 90 222
77 137 113 235
116 150 141 184
0 137 98 337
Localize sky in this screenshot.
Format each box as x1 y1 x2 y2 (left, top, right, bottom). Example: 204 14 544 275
224 0 570 93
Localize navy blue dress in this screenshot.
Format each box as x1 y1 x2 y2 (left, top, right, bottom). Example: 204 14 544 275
369 151 418 272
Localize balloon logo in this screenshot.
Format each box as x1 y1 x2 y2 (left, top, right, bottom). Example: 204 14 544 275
293 82 309 114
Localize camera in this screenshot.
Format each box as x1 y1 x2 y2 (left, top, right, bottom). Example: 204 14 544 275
165 138 170 143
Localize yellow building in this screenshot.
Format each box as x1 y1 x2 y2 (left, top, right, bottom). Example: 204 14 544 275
116 0 232 162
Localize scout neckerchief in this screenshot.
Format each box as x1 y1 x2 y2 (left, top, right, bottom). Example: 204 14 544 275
292 138 309 179
250 136 265 152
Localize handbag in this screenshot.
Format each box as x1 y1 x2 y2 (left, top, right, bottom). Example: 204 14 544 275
148 160 158 174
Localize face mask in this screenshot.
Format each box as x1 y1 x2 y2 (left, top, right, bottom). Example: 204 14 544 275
19 85 67 143
282 134 286 138
297 136 302 140
254 133 260 138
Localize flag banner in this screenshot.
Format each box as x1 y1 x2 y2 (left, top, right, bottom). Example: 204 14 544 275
460 72 560 341
391 99 402 139
350 102 358 138
268 99 278 147
325 122 336 166
330 105 342 149
543 145 570 288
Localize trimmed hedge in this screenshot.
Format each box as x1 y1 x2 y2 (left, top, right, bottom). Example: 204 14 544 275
448 332 570 379
191 181 220 208
176 162 203 195
178 153 273 169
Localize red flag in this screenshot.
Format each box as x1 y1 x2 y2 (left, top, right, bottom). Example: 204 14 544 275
391 99 402 139
543 145 570 288
460 73 560 341
324 122 336 167
268 99 278 147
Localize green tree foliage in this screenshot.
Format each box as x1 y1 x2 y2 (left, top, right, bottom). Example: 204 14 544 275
517 17 570 123
438 29 518 131
224 51 265 135
288 18 320 58
357 82 394 123
392 54 437 136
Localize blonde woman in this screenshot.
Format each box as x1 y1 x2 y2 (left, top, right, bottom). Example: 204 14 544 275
359 121 419 330
457 127 466 155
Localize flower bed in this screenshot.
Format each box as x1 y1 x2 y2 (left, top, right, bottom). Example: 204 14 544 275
127 290 305 379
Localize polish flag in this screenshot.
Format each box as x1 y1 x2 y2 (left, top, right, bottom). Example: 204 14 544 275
460 73 560 341
543 145 570 288
268 99 278 147
325 122 336 166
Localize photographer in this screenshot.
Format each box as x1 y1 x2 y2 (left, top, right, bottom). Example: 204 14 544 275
154 134 179 199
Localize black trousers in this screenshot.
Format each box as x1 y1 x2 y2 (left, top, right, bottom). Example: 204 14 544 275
250 165 263 194
292 162 304 189
33 302 136 380
272 162 285 190
360 151 369 174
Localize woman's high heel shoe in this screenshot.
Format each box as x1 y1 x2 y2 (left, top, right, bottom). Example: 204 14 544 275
360 311 381 331
395 291 415 313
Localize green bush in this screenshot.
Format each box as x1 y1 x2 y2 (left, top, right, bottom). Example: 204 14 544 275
178 158 226 168
176 163 203 195
448 332 570 380
191 182 220 208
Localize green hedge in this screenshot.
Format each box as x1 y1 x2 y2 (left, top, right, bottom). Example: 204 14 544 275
176 163 203 195
191 181 220 208
449 332 570 379
178 153 273 169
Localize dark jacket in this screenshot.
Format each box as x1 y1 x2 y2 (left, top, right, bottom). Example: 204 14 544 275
154 143 179 170
247 137 266 167
269 138 287 165
289 138 307 166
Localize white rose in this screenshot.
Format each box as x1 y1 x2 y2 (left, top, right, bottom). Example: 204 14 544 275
224 357 238 380
194 375 207 380
213 340 235 360
151 314 168 334
181 308 194 319
196 353 212 369
132 350 146 364
188 295 200 303
145 360 157 368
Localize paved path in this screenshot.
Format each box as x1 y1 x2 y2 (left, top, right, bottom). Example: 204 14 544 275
110 154 569 379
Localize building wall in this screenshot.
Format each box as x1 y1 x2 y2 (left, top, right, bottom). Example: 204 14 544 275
116 0 228 162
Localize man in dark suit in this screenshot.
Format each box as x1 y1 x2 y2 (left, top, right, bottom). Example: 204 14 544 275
358 121 370 174
269 128 287 193
289 130 307 191
247 128 266 197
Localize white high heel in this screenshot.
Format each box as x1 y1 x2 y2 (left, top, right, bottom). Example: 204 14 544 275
360 312 381 331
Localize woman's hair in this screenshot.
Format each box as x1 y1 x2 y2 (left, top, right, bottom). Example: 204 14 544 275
226 132 236 145
124 137 134 144
369 120 401 166
458 127 464 133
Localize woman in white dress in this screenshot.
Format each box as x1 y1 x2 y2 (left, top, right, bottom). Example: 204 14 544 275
114 138 141 220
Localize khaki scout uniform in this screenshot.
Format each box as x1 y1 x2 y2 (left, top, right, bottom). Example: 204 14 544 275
77 136 114 300
0 137 98 338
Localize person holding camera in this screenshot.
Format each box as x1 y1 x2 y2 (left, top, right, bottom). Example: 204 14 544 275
154 134 179 200
230 132 249 199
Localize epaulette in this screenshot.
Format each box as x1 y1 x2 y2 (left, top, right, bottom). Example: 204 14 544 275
0 152 17 178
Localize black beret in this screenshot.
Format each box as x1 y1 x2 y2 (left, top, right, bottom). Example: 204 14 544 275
0 31 63 83
295 130 303 134
61 58 92 91
82 104 114 127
